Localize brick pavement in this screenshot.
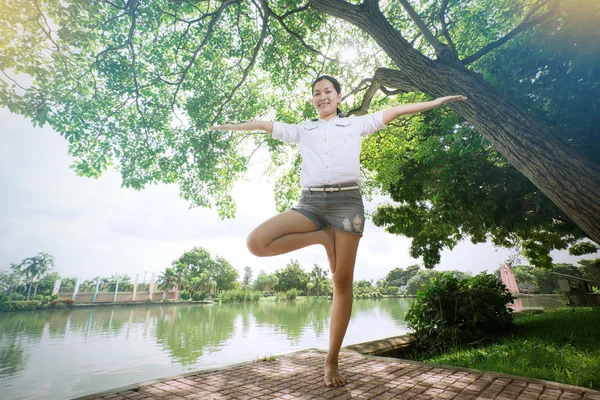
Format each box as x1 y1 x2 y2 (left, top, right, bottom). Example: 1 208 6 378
78 350 600 400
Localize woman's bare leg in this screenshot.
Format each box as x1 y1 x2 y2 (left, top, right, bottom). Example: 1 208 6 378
246 210 336 269
324 230 361 387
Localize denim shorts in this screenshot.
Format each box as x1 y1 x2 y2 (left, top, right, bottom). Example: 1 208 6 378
291 185 365 235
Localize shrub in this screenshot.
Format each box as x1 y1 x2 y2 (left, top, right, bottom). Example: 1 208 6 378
50 294 60 301
285 289 298 300
179 290 190 300
61 298 74 307
405 272 514 356
33 294 44 301
48 298 74 308
218 287 261 303
0 296 10 303
0 301 41 312
192 292 207 301
11 294 25 301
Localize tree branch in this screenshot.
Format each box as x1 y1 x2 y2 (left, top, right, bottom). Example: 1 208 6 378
462 0 562 65
261 1 337 62
1 69 28 91
397 0 443 53
310 0 433 74
210 1 269 125
171 0 239 108
397 0 460 64
438 0 454 49
281 3 309 19
126 0 144 122
348 68 420 115
341 78 372 102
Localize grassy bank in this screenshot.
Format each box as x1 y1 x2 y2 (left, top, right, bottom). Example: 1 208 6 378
422 307 600 389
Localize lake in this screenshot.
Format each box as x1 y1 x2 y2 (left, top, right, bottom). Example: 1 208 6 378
0 296 562 399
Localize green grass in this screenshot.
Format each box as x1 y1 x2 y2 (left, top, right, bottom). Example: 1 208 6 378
254 354 276 362
422 307 600 389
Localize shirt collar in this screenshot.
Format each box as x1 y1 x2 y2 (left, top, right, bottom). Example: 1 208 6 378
311 113 346 123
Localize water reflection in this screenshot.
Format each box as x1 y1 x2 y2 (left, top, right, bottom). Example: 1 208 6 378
0 296 561 399
252 298 332 342
155 304 237 365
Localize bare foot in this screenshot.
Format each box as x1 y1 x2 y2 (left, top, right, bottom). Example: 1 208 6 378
324 362 346 387
323 228 336 273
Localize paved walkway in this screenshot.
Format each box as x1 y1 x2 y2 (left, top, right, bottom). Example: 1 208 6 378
79 350 600 400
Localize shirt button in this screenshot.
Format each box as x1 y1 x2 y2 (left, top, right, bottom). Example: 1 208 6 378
325 152 328 155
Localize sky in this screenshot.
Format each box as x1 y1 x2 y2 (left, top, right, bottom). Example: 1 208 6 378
0 107 588 284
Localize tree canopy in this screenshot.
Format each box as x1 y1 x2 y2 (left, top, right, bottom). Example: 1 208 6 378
171 247 238 294
274 259 309 293
2 0 599 267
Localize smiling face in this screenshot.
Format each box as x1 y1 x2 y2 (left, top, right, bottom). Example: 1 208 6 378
312 78 342 120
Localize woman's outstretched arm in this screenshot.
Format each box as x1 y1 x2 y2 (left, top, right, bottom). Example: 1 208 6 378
381 95 467 125
209 120 274 134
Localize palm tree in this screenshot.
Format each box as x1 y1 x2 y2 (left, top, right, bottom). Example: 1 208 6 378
306 282 314 296
14 253 55 299
157 268 179 300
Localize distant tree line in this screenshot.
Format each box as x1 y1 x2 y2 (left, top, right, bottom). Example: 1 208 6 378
511 259 600 294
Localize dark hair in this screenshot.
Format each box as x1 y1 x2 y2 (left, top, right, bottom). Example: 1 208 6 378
312 75 343 116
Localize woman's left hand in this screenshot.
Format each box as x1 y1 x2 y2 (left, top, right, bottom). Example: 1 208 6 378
435 95 468 105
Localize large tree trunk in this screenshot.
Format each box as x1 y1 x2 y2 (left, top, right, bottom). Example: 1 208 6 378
311 0 600 244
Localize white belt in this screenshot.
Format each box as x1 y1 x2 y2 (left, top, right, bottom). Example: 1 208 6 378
302 185 360 192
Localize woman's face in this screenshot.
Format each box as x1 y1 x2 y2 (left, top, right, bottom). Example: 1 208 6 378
312 79 342 118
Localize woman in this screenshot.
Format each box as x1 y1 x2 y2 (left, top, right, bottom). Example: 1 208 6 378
210 76 466 387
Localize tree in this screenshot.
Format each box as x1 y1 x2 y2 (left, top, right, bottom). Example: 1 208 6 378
35 271 62 295
354 280 373 289
511 265 539 293
384 264 421 288
2 0 599 249
12 253 55 299
579 258 600 286
305 281 315 296
105 273 133 291
309 264 328 297
61 276 78 289
405 269 471 296
209 256 239 293
190 273 214 297
242 266 253 287
275 259 309 293
157 267 179 299
172 247 215 280
253 270 279 293
0 269 22 295
366 1 600 268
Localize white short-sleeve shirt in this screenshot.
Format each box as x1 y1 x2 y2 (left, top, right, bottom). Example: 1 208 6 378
272 111 386 187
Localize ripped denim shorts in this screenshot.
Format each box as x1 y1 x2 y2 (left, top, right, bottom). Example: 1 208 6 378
291 185 365 235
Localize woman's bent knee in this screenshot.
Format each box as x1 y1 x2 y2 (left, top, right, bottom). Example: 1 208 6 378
246 233 267 257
